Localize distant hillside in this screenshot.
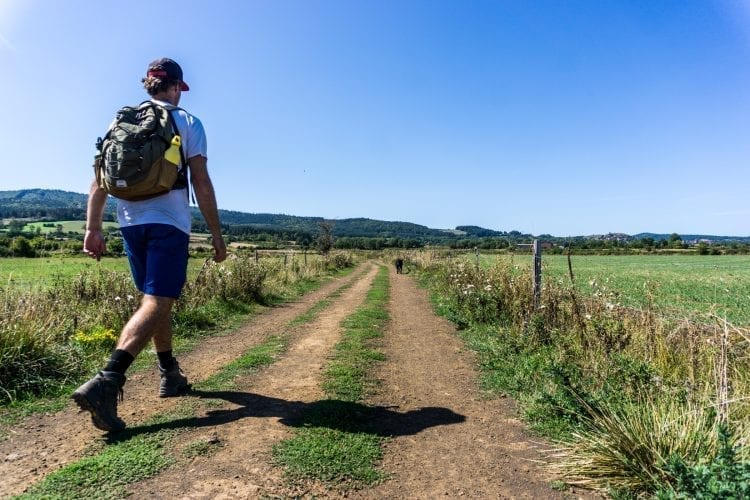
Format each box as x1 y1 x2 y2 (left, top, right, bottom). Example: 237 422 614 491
3 189 747 243
0 189 467 240
0 189 116 221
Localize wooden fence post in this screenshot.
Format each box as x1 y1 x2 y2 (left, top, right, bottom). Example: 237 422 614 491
475 246 479 271
532 239 542 311
254 248 258 263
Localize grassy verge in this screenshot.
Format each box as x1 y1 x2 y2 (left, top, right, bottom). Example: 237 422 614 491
17 267 363 498
272 265 389 488
410 253 750 497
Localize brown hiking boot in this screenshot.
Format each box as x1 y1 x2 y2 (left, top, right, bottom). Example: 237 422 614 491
158 360 189 398
72 371 126 432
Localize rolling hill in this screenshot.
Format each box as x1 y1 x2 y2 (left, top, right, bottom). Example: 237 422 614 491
2 189 748 244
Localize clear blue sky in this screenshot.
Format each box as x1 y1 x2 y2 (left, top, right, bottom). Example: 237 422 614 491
1 0 749 237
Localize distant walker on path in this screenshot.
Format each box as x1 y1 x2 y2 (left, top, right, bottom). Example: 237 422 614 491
72 57 227 433
395 258 404 274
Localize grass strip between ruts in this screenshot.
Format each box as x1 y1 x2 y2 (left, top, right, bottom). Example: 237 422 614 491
194 273 358 392
272 264 390 487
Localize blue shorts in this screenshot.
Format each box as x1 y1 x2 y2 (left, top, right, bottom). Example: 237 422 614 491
121 223 189 298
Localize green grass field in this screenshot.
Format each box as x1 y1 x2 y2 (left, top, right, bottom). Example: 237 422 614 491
0 256 206 290
20 220 119 234
0 251 320 291
480 254 750 325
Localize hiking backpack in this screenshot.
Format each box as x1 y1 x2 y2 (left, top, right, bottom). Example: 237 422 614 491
93 101 188 201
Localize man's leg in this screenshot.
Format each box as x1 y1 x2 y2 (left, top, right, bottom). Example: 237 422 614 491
117 294 175 356
149 300 190 397
72 295 174 432
73 224 189 431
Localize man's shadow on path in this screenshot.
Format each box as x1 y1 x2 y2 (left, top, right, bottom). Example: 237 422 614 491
106 390 465 444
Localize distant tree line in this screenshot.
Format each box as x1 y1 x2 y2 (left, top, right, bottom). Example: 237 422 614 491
0 223 122 258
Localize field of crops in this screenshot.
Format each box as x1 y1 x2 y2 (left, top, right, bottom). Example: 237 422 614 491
479 254 750 325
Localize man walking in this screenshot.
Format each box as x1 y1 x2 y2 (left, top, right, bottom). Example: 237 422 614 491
73 58 227 432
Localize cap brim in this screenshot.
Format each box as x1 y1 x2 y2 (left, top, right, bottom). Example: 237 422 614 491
180 81 190 91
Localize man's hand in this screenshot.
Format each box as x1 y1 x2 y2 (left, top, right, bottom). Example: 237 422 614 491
212 235 227 263
83 229 106 261
84 179 108 261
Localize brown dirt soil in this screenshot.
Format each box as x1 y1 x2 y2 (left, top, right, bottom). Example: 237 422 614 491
2 263 598 498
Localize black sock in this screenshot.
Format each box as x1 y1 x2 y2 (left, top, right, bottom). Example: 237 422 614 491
157 350 176 370
104 349 134 375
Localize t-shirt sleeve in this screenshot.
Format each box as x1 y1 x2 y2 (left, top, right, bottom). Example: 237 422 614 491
185 115 207 160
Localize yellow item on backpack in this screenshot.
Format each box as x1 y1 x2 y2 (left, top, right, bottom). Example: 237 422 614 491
165 135 181 166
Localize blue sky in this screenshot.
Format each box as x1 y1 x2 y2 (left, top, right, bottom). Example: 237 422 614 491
1 0 749 237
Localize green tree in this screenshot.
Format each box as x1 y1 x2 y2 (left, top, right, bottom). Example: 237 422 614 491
7 219 25 234
669 233 683 249
108 238 124 255
11 236 35 257
316 221 335 255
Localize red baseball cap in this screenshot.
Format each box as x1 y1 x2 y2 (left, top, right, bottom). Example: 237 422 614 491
146 58 189 91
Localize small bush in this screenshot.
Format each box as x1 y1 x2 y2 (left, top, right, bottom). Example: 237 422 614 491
552 396 719 495
658 425 750 499
328 252 354 270
72 325 117 352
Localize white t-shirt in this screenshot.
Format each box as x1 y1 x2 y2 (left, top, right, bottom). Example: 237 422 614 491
116 99 207 235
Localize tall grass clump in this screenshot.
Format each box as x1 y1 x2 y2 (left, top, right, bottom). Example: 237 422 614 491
1 251 356 406
1 268 137 402
406 249 750 496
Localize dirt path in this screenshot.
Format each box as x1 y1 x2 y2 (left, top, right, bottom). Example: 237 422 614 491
125 264 382 498
0 265 370 497
128 265 594 499
361 269 593 498
3 263 596 498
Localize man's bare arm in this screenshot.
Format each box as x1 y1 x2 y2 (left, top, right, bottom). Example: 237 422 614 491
189 156 227 263
84 179 108 260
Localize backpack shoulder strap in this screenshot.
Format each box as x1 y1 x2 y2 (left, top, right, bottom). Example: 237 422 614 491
165 108 195 205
